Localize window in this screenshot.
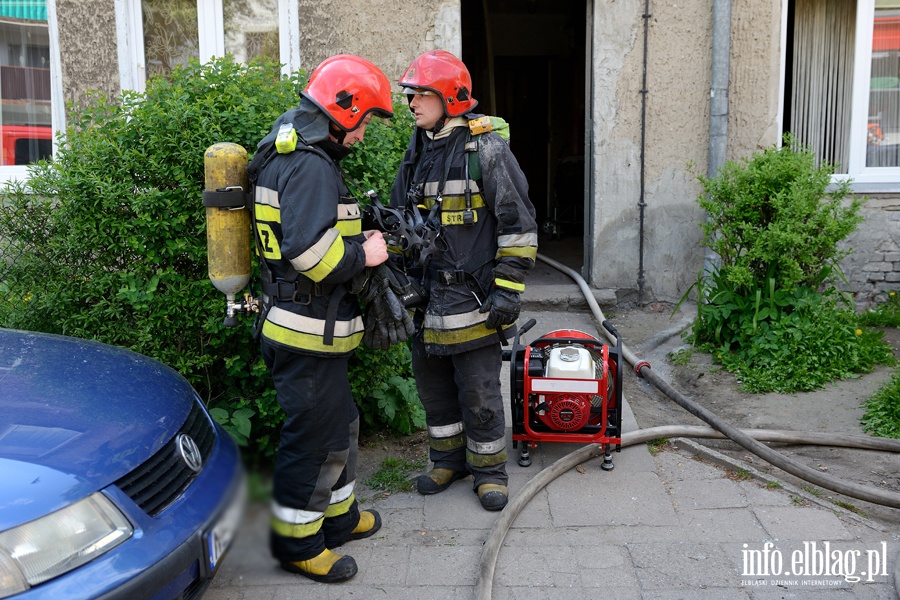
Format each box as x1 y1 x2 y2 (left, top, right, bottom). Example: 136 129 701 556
786 0 900 190
118 0 299 93
0 0 60 182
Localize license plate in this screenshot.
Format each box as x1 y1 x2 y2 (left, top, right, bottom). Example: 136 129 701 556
206 476 247 573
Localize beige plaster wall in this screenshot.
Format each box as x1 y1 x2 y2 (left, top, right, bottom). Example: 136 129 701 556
298 0 458 83
591 0 786 303
591 0 711 303
728 0 783 155
55 0 120 115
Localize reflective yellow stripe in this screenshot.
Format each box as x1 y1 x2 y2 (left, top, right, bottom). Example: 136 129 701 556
290 229 345 282
336 203 362 237
423 320 515 346
495 278 525 292
430 432 466 451
255 203 281 223
263 307 364 353
335 219 362 237
263 321 363 353
323 493 355 518
497 233 538 260
497 246 538 260
438 195 486 210
467 447 509 467
271 515 324 539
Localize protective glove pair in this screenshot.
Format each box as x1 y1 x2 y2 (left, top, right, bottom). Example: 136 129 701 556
478 287 521 330
359 264 416 350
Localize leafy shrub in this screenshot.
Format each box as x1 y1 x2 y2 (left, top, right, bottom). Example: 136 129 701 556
697 133 861 294
685 134 894 392
861 371 900 439
0 55 421 466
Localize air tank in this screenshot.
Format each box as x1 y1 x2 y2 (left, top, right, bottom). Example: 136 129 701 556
204 142 251 326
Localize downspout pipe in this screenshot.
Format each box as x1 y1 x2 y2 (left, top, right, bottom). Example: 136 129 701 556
706 0 732 274
637 0 650 304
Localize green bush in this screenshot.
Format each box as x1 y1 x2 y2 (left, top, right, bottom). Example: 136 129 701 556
697 133 861 293
0 55 421 467
861 370 900 439
685 134 895 393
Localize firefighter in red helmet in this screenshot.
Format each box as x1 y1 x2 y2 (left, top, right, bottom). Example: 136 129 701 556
389 50 538 511
247 54 405 583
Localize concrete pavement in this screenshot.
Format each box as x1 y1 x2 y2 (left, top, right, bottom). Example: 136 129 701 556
205 273 900 599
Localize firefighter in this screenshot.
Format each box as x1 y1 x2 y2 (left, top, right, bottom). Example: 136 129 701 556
388 50 538 511
250 54 403 583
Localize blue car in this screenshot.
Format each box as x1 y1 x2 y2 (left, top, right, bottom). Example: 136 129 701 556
0 328 246 599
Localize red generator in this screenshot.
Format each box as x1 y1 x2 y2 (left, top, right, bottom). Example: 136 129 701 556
503 319 623 469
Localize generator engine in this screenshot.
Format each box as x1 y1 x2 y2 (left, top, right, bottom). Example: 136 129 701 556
503 319 623 469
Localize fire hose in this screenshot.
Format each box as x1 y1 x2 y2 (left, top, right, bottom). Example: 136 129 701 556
475 253 900 600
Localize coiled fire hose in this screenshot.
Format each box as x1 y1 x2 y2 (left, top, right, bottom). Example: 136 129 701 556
475 254 900 600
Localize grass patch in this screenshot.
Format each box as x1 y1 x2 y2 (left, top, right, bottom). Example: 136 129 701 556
858 291 900 328
646 438 671 456
831 500 865 517
765 481 781 490
725 468 753 481
861 369 900 439
365 457 427 494
669 347 693 366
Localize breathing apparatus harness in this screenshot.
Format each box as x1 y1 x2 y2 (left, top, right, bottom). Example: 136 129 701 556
245 131 348 344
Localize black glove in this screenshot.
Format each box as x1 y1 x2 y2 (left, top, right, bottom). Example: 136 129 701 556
360 265 415 349
479 287 521 330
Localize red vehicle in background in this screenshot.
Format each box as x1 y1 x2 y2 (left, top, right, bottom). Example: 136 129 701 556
1 124 52 165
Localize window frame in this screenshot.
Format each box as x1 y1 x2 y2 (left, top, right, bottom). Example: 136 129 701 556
116 0 300 94
0 0 65 186
841 0 900 191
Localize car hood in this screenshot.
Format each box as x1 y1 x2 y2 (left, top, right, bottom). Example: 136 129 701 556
0 329 198 526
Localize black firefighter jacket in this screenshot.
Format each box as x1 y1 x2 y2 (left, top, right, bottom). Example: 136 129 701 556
252 101 368 356
389 115 538 355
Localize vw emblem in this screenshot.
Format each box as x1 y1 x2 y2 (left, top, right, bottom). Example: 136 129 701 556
176 434 203 473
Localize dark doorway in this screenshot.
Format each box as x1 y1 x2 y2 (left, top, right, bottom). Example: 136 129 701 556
462 0 588 271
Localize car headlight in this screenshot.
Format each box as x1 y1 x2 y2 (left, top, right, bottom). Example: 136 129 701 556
0 492 133 598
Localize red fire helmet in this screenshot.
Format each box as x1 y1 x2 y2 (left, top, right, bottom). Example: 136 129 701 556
399 50 478 118
302 54 394 131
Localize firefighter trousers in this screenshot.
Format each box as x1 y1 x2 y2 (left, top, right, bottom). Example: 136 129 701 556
262 339 360 562
411 339 508 487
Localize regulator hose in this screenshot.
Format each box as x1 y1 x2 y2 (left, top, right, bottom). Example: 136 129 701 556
474 254 900 600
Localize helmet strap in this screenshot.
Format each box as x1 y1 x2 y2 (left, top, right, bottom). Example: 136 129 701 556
431 117 446 135
329 122 347 145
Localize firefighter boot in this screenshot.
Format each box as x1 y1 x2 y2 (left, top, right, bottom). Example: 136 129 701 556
347 509 382 541
417 468 470 495
477 483 508 511
281 548 358 583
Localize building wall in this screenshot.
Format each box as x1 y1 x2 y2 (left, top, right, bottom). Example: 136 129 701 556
298 0 459 82
591 0 715 303
55 0 119 114
49 0 896 307
842 196 900 308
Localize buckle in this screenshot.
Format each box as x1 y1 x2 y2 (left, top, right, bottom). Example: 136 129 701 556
291 290 312 305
